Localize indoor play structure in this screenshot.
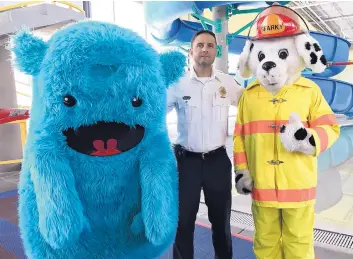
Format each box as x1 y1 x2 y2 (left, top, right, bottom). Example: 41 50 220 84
0 108 28 166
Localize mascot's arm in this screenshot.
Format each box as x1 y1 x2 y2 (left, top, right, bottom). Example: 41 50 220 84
228 77 244 107
31 140 89 249
307 87 340 156
233 94 253 195
166 84 177 113
280 87 340 156
137 133 178 245
280 112 316 155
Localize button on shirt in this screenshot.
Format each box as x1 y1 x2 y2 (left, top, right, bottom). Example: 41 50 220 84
167 68 244 153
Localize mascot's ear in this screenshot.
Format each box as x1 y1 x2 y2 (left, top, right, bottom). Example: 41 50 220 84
159 51 186 88
295 33 327 73
236 40 253 78
10 29 48 76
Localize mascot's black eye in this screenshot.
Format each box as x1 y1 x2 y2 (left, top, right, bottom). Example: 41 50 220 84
131 97 142 107
278 49 289 59
258 52 265 62
63 95 77 107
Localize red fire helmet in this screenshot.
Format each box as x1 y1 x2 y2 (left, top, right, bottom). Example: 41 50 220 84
250 3 308 40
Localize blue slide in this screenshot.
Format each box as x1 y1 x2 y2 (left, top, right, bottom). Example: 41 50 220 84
144 1 353 172
144 1 351 77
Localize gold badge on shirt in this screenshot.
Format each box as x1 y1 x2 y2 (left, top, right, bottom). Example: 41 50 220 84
219 86 227 98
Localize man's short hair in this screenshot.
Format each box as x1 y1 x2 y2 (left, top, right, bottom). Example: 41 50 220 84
190 30 217 47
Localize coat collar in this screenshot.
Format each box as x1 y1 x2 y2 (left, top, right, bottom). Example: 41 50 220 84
189 66 218 81
246 76 314 91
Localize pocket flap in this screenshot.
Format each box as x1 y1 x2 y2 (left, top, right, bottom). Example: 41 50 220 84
213 94 231 107
178 96 197 108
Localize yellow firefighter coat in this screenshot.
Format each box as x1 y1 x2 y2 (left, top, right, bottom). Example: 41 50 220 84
233 77 340 208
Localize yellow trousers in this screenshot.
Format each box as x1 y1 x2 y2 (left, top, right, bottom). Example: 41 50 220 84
252 204 315 259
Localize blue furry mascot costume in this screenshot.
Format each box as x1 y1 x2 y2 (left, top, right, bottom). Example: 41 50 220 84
11 21 185 259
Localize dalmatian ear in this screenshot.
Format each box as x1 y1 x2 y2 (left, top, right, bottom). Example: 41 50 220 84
236 40 253 78
295 33 327 73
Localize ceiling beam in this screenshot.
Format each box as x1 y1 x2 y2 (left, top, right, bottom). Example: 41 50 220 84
290 1 336 35
291 1 331 9
323 15 353 23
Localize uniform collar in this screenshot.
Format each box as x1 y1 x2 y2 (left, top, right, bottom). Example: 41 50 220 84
190 66 217 81
246 76 314 90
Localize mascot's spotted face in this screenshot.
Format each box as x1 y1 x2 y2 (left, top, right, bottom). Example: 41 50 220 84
237 33 327 93
11 21 185 158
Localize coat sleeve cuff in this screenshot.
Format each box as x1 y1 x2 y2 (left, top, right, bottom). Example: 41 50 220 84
307 128 321 157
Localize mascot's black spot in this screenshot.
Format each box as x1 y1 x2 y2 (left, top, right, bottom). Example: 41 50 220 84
243 188 251 194
313 43 321 52
310 52 318 64
309 135 316 146
294 128 307 140
250 43 254 52
280 125 286 133
235 174 243 183
305 42 311 50
320 55 327 66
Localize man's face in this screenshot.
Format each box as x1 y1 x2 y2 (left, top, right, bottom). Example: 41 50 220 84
190 33 217 67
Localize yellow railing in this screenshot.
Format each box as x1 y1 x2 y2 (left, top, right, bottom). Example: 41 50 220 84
0 120 28 166
52 1 84 14
16 91 31 98
0 1 85 14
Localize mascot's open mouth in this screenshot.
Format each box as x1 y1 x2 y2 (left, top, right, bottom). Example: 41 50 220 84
63 121 145 156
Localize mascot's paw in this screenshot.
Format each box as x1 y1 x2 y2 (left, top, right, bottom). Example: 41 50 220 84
131 213 144 235
40 212 90 249
144 214 174 246
235 169 253 195
280 112 316 155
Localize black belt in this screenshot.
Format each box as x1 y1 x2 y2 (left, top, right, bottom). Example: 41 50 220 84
173 144 225 160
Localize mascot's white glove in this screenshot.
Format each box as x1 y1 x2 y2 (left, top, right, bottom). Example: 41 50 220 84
234 169 253 195
280 112 316 155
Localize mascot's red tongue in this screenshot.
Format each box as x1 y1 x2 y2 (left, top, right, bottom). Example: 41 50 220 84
92 139 121 156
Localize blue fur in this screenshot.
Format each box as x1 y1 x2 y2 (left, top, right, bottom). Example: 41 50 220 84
11 28 48 76
11 20 185 259
160 51 186 88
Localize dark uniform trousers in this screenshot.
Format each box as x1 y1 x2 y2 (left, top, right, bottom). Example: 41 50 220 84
172 144 233 259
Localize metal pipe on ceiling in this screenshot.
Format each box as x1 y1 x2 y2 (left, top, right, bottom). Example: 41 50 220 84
291 1 336 35
291 1 331 9
323 15 353 23
305 6 336 35
290 1 347 10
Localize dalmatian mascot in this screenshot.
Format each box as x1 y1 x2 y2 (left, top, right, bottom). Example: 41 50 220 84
233 3 340 259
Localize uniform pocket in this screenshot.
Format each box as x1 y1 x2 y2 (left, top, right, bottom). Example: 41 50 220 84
212 95 231 122
177 99 197 123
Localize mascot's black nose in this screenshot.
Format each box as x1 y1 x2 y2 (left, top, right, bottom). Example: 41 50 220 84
262 61 276 72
